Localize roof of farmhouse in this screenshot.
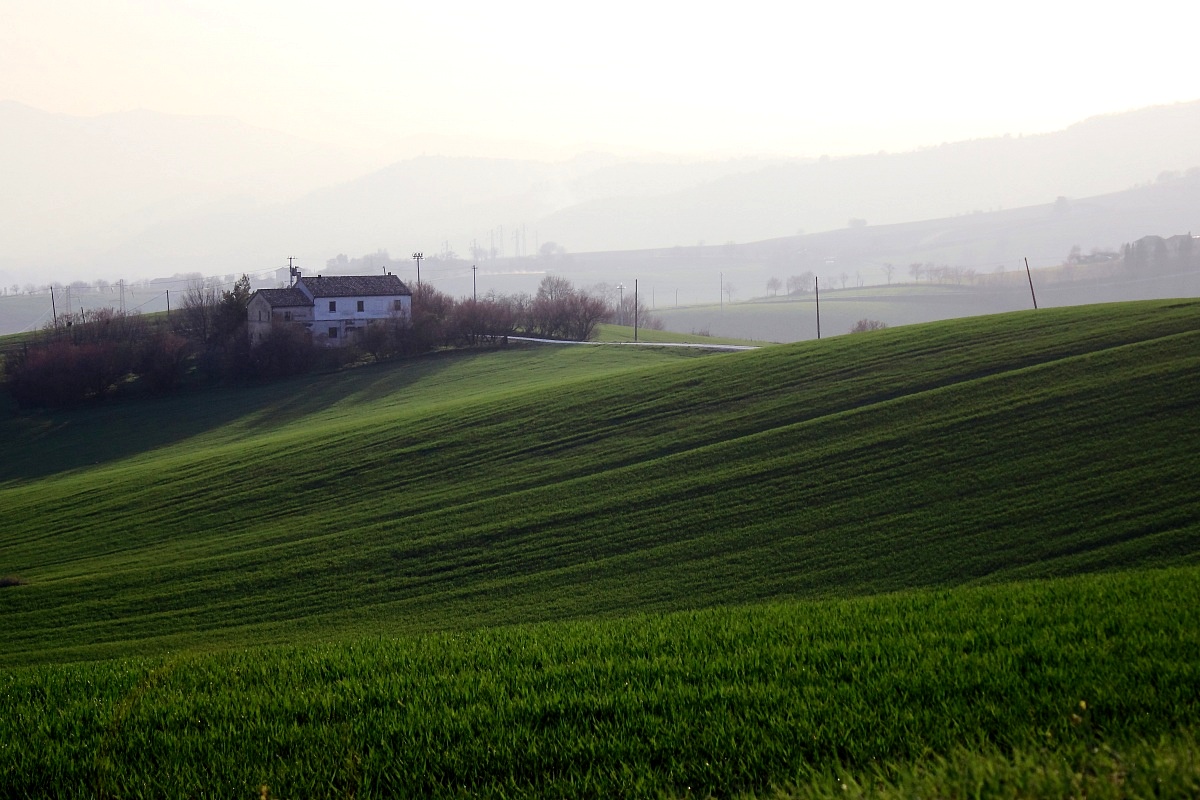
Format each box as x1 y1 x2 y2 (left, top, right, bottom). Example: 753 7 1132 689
300 275 412 298
252 288 311 307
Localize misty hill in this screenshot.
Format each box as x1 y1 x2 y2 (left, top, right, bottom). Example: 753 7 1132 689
0 102 379 267
445 171 1200 328
4 100 1200 287
537 101 1200 251
81 154 780 279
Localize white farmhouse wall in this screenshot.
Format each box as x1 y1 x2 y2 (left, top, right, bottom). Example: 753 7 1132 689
249 276 411 347
311 295 411 345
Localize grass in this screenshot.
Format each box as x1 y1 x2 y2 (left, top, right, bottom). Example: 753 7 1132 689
2 566 1198 797
592 322 766 346
769 732 1200 799
3 298 1199 795
2 300 1199 665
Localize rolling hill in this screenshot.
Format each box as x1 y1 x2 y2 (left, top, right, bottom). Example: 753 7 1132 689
2 300 1197 664
2 300 1199 796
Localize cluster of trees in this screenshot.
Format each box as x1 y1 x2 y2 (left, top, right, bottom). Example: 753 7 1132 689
905 263 979 285
354 276 650 357
3 308 190 407
3 274 653 409
3 278 258 408
1121 235 1199 273
786 273 817 294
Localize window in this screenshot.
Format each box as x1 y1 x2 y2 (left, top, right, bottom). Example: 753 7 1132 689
393 299 404 311
283 311 292 321
328 327 338 339
329 301 336 312
357 300 364 312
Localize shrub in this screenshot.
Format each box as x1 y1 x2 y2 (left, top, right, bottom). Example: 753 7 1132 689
850 319 889 333
4 340 133 408
136 331 193 394
249 322 316 379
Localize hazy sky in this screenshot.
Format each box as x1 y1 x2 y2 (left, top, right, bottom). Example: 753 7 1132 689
4 0 1198 160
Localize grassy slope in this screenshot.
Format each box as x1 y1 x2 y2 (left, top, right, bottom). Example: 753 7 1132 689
2 301 1199 666
3 567 1199 797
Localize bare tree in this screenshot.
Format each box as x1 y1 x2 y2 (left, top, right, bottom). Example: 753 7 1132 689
181 280 219 344
564 293 608 340
766 276 782 297
536 274 573 303
786 271 815 295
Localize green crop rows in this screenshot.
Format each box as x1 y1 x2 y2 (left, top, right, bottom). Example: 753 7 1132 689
2 299 1199 796
3 567 1199 797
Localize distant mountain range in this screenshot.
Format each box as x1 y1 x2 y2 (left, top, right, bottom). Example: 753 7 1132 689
2 99 1199 287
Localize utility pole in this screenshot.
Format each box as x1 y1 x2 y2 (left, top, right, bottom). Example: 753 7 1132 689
1024 257 1039 309
815 276 821 339
616 283 625 326
50 286 58 329
720 272 723 312
412 252 423 285
472 264 477 301
634 279 639 343
166 290 171 321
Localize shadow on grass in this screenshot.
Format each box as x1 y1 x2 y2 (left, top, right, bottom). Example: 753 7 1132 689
0 351 469 483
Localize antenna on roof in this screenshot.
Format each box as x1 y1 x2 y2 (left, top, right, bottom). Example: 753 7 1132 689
288 256 301 287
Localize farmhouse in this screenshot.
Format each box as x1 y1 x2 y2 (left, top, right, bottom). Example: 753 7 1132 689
247 274 412 345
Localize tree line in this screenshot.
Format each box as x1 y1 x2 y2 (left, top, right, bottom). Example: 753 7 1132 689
2 275 658 408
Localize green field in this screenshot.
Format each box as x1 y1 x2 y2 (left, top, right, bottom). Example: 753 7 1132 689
592 322 766 346
652 285 1039 342
4 568 1199 797
2 299 1199 796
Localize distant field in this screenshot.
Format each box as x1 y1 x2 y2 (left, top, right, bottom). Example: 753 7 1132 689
654 278 1200 342
0 289 171 336
592 322 766 346
652 285 1036 342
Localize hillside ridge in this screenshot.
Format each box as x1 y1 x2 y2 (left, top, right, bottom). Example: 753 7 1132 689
1 300 1198 664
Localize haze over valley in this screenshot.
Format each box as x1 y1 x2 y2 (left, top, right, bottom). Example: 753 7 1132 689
2 99 1200 335
6 1 1200 337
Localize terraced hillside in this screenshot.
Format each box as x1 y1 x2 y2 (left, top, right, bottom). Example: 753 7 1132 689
3 300 1198 666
